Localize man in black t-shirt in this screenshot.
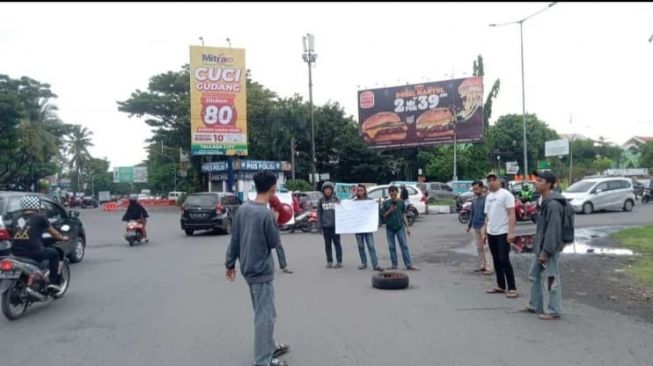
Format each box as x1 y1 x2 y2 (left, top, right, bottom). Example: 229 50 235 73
10 195 68 292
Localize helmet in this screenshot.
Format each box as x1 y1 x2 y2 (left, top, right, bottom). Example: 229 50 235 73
322 181 334 192
129 194 138 202
20 195 41 211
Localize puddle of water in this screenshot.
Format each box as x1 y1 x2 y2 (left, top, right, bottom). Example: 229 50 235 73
563 242 634 256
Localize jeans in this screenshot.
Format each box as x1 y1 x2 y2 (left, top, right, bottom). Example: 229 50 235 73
386 227 412 268
322 227 342 264
249 281 277 366
276 245 288 270
528 252 562 316
355 233 378 268
26 247 60 284
487 234 516 291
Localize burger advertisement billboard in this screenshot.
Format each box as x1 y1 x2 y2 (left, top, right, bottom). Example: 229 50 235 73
358 76 484 148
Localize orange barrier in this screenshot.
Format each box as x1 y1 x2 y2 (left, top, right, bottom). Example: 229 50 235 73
103 202 119 212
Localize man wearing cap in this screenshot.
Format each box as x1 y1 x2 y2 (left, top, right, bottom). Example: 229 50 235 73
523 171 567 320
482 172 518 299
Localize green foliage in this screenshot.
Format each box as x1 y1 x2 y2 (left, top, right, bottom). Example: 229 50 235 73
591 156 613 173
283 180 312 192
613 225 653 287
639 142 653 169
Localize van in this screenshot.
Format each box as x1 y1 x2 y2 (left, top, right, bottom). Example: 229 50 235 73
563 177 636 214
168 191 185 202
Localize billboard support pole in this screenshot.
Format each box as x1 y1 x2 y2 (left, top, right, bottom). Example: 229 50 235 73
453 112 458 182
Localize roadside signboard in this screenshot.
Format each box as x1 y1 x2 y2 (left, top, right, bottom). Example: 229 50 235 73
545 139 570 157
113 166 147 183
357 76 484 149
506 161 520 175
189 46 248 156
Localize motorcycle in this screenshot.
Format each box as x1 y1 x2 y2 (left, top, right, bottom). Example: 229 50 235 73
642 188 651 204
0 231 71 320
515 199 538 223
511 234 535 253
458 201 472 224
124 220 145 246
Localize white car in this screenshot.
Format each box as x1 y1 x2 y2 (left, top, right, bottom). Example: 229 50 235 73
366 184 427 214
563 177 636 214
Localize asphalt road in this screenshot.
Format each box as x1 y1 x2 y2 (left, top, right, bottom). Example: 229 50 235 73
1 204 653 366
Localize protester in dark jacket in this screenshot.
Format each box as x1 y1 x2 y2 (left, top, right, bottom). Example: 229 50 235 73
317 181 342 268
122 197 150 242
525 170 565 320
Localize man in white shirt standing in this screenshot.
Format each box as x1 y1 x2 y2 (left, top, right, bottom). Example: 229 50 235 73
482 172 518 299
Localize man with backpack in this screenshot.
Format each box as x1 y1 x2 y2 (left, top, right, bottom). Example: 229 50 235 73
523 170 574 320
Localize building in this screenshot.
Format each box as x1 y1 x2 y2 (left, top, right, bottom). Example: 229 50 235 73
202 159 292 201
623 136 653 153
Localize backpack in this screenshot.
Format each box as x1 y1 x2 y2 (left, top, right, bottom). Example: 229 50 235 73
558 199 575 250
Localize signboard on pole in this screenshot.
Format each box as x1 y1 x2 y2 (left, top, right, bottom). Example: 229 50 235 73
545 139 570 157
506 161 520 175
133 166 148 183
357 76 484 148
189 46 248 156
113 167 147 183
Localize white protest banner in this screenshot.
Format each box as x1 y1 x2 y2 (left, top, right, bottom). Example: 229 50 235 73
335 199 379 234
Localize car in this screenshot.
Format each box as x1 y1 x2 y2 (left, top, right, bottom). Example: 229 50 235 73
366 184 427 215
81 196 98 209
0 191 87 263
180 192 242 236
562 177 636 214
447 180 474 195
168 191 185 202
420 182 459 201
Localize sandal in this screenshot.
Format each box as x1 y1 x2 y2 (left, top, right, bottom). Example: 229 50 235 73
506 290 519 299
406 266 420 271
486 288 506 294
270 358 288 366
538 313 560 320
273 343 290 358
519 306 538 314
281 268 294 274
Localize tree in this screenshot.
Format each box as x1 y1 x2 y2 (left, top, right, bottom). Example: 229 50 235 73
66 125 94 194
639 142 653 169
591 156 613 173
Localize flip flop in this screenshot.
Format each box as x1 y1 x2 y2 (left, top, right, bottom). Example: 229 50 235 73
486 288 506 294
538 313 560 320
273 343 290 358
281 268 294 274
506 290 519 299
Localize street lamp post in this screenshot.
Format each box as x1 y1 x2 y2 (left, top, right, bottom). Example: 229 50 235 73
490 2 558 177
302 34 318 188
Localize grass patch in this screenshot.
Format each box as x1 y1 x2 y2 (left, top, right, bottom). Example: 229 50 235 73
612 225 653 287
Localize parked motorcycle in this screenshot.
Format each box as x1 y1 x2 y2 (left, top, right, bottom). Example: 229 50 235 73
511 234 535 253
0 231 71 320
281 209 320 234
124 220 145 246
515 199 538 223
458 201 472 224
642 188 651 204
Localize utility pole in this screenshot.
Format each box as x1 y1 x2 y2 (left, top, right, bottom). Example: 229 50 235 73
569 114 574 185
290 136 296 181
302 34 318 188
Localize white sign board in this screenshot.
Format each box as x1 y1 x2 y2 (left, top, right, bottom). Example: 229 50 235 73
545 139 569 157
506 161 520 175
98 191 111 203
335 199 379 234
133 166 148 183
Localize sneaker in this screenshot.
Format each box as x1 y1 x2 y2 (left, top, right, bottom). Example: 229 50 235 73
373 267 384 272
270 358 288 366
334 263 343 269
326 263 333 269
358 264 367 270
387 265 398 270
406 266 420 271
273 343 290 358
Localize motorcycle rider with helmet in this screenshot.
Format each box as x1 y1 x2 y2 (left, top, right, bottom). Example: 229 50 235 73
10 195 69 292
122 195 150 243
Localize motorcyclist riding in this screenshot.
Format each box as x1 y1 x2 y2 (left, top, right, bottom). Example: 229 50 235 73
520 184 534 202
122 196 150 243
292 191 302 216
9 195 68 292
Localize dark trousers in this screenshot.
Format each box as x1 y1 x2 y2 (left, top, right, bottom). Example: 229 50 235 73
487 234 516 291
322 227 342 264
26 247 60 284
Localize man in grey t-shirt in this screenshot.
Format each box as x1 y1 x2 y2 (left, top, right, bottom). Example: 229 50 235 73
226 171 289 366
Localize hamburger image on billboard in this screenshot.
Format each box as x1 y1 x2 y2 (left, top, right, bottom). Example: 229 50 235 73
357 77 484 148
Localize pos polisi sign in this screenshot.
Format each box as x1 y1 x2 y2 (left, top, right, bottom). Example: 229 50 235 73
189 46 248 156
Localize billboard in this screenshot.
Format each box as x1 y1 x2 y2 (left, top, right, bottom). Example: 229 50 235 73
545 139 569 157
357 77 484 148
113 166 147 183
189 46 248 156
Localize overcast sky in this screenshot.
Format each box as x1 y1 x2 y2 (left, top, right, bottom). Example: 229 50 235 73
1 2 652 168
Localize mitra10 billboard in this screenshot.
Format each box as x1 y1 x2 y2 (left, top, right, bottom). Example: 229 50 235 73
357 77 484 148
189 46 248 156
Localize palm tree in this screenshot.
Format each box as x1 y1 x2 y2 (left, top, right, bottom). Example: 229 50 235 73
66 125 94 195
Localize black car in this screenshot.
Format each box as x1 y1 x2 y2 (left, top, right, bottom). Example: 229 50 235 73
81 196 98 209
0 191 87 263
180 192 242 236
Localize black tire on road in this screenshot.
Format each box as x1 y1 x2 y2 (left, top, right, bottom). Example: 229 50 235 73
309 222 320 234
223 220 232 235
184 229 194 236
69 237 85 263
1 285 28 320
52 262 70 299
623 200 634 212
582 202 593 215
643 195 650 204
458 211 469 224
372 272 409 290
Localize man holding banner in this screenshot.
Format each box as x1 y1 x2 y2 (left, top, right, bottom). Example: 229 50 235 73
382 186 419 271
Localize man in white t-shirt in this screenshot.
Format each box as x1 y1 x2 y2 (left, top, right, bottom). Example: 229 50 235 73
481 172 518 299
